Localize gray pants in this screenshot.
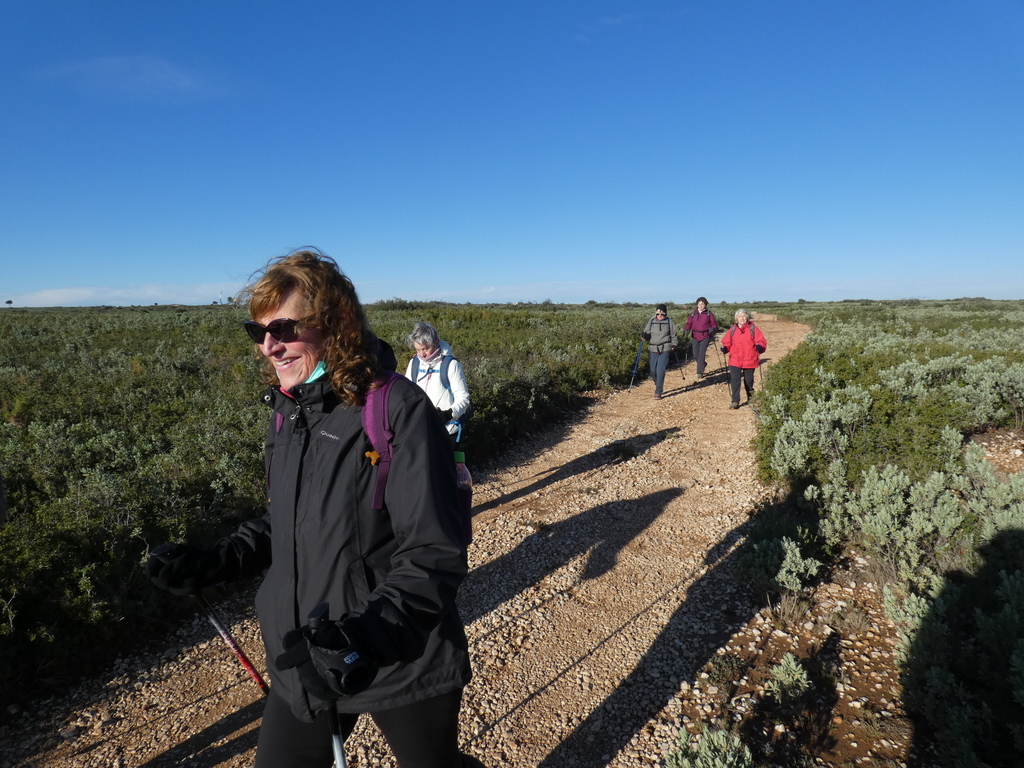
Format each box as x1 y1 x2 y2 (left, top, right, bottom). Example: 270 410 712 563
691 336 711 376
650 350 670 395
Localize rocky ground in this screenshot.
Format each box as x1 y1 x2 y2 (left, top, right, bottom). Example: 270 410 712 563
3 316 1022 768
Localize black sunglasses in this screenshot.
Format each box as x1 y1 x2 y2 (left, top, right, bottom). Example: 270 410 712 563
243 317 312 344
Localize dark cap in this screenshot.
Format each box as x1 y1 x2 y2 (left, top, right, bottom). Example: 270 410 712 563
656 304 667 314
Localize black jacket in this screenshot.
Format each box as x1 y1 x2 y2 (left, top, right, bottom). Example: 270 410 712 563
223 376 471 720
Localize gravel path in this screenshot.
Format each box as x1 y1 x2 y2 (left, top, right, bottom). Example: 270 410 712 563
1 317 808 768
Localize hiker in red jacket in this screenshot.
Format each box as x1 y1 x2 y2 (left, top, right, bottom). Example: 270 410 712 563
719 309 767 409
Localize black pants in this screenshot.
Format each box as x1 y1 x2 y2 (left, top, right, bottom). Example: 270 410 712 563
255 687 465 768
728 366 755 405
691 336 712 376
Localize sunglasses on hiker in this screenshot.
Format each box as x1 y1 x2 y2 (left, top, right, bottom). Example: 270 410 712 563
243 317 313 344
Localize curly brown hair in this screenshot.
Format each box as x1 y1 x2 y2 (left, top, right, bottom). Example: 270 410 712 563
240 248 380 406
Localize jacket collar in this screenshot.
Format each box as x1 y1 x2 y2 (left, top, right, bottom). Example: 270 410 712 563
262 380 340 414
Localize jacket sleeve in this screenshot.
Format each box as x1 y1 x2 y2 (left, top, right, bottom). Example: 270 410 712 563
720 326 732 351
710 312 718 333
343 382 466 666
684 313 694 332
754 326 768 351
670 320 678 347
446 358 471 421
642 318 653 335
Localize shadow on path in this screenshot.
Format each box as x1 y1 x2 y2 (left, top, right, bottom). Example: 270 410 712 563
537 517 760 768
460 488 682 626
473 431 672 514
69 695 264 768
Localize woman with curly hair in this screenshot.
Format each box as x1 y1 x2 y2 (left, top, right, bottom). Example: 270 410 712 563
148 249 483 767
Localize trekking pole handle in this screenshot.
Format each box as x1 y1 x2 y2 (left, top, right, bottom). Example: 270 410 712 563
308 602 348 768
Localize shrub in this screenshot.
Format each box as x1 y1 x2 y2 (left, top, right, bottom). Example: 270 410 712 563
664 728 755 768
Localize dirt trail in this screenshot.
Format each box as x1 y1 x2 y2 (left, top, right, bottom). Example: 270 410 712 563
5 318 810 768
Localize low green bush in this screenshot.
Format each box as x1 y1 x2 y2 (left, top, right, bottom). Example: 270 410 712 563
0 301 668 704
750 299 1024 767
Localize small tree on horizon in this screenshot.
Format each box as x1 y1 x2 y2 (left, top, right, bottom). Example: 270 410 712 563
5 300 11 308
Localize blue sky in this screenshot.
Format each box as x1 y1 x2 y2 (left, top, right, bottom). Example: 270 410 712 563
2 1 1022 307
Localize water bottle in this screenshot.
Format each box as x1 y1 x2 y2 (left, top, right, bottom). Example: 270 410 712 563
454 451 473 545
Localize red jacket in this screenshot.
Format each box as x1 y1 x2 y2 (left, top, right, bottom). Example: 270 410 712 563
720 322 766 369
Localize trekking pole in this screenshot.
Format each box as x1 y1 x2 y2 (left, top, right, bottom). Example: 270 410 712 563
672 348 686 382
309 603 348 768
194 593 269 695
628 339 645 389
712 341 724 372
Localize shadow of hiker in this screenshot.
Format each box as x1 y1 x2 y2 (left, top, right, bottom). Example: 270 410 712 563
535 517 762 768
73 697 264 768
460 488 682 626
902 527 1024 768
473 431 673 515
139 698 263 767
660 367 729 400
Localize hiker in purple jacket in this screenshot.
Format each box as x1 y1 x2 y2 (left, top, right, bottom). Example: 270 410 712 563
147 249 484 768
683 297 719 378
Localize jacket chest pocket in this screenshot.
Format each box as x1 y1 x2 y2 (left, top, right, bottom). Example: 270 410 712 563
294 428 363 534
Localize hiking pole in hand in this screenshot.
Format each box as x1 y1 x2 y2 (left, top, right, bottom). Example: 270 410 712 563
194 592 269 695
629 338 646 389
309 602 348 768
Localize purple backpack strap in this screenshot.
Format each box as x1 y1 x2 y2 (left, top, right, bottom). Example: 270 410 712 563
363 371 402 510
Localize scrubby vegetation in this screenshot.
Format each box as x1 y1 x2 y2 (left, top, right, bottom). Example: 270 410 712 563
726 298 1024 767
0 300 685 706
5 298 1024 768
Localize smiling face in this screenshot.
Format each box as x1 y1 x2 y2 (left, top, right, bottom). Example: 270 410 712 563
254 289 325 391
697 300 707 312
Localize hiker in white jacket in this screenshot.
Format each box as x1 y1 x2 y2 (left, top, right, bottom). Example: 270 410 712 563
404 321 472 440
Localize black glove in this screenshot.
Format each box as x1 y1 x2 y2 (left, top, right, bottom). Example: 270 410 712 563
755 344 765 354
720 346 728 354
438 408 454 423
148 542 227 596
640 332 651 341
276 621 378 700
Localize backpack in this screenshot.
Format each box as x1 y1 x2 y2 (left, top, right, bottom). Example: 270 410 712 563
409 355 474 423
362 371 403 510
270 371 402 511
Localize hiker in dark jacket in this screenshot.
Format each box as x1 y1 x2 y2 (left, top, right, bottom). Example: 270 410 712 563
148 249 483 768
683 297 718 378
641 304 678 399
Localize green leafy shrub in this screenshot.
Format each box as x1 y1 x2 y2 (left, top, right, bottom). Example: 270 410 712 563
764 652 810 704
664 728 755 768
752 299 1024 767
0 301 681 704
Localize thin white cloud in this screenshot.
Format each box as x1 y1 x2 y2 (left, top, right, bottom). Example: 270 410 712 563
37 56 224 104
8 282 246 308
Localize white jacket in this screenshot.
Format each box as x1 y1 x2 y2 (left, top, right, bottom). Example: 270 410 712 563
403 339 471 435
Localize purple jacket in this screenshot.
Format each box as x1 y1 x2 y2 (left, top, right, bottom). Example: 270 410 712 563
684 309 718 340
